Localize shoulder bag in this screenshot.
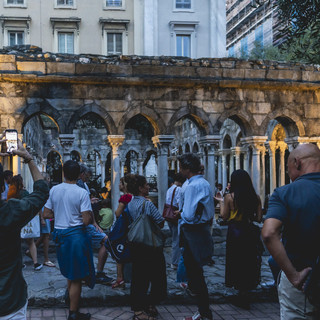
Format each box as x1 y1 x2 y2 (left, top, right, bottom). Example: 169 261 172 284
162 187 179 224
128 201 165 249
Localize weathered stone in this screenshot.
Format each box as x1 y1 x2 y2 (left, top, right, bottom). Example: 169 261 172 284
266 69 302 81
46 62 75 75
305 104 320 118
0 55 16 63
75 63 108 75
196 67 222 78
244 68 266 79
0 63 16 72
16 61 46 74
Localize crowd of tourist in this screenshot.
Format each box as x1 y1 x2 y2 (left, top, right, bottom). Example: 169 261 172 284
0 133 319 320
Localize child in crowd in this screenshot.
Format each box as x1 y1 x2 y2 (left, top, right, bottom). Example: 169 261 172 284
99 199 114 232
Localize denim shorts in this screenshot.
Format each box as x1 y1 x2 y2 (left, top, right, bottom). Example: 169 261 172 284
40 219 51 234
85 224 107 249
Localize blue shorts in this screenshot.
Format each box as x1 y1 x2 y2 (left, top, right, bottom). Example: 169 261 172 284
85 224 107 249
41 219 51 234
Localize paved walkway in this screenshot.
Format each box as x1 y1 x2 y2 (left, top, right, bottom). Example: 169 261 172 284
27 303 280 320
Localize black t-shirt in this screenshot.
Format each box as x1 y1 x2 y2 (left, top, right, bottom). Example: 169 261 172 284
266 172 320 270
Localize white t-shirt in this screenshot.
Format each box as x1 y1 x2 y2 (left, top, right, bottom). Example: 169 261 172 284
165 184 181 208
45 182 92 229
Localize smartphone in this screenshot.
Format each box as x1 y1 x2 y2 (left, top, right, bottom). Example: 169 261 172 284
5 129 18 153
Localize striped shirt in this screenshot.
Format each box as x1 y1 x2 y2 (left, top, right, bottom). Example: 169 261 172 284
127 196 164 225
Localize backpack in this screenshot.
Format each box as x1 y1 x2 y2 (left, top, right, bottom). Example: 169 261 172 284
104 207 132 263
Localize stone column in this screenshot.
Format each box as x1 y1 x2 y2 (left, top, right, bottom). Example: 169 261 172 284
242 136 268 196
199 135 220 191
233 147 241 170
278 141 287 186
59 134 75 163
221 150 228 190
108 135 125 214
120 157 125 178
229 149 234 179
138 157 143 175
218 155 222 184
100 160 105 187
152 135 174 212
266 141 277 193
260 146 266 206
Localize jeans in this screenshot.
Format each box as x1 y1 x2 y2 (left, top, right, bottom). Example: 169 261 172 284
176 249 188 283
168 222 181 265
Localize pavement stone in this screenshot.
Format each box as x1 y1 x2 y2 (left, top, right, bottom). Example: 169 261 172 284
22 233 277 308
27 302 280 319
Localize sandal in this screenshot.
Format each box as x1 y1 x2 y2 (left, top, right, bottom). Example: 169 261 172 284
44 261 56 267
112 279 125 289
132 311 154 320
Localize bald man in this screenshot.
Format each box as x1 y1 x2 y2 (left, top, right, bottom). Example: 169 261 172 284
262 144 320 319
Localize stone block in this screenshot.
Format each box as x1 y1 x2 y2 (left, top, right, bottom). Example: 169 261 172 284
247 102 271 114
244 68 266 79
0 114 16 128
196 67 222 78
302 71 320 82
223 68 245 79
220 60 235 68
106 64 132 76
164 66 197 78
47 62 75 75
0 63 16 72
75 63 108 75
305 104 320 118
16 61 46 74
243 90 265 102
132 65 165 76
266 69 302 81
0 55 16 63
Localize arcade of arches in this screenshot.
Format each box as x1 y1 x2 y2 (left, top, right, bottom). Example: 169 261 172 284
1 52 320 212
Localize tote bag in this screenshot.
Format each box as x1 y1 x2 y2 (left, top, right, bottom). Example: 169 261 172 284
127 201 165 249
21 215 40 239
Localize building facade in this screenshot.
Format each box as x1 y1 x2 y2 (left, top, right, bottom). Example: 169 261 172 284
0 0 226 58
226 0 283 57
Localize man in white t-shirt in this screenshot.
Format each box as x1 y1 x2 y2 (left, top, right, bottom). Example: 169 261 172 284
44 160 94 320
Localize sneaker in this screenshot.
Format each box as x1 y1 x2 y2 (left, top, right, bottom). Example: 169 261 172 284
184 311 211 320
95 272 114 285
34 263 43 271
68 311 91 320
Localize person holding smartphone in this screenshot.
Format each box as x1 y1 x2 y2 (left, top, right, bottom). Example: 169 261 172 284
0 135 49 320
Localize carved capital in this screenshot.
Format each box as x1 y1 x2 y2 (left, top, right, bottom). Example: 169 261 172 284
278 141 288 154
266 141 277 155
59 134 75 152
199 135 221 154
107 135 125 153
152 135 174 156
241 136 267 154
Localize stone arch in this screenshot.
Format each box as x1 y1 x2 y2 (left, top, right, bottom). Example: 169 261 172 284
223 134 232 149
185 143 191 153
67 104 116 134
19 100 64 134
261 110 305 138
192 142 199 153
70 150 82 162
124 146 142 158
214 111 253 137
118 105 165 136
167 106 213 136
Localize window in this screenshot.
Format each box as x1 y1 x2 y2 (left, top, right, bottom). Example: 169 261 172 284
176 0 191 9
228 46 235 57
107 33 122 55
255 25 263 47
241 36 248 55
9 31 24 46
7 0 24 4
57 0 73 5
58 32 74 54
176 35 190 57
106 0 122 6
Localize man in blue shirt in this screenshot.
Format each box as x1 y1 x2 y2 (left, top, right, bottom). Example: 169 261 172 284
262 143 320 319
178 153 214 320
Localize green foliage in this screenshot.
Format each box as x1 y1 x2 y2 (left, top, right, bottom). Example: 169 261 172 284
276 0 320 64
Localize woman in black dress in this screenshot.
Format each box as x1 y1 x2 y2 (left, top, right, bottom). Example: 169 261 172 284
215 169 263 309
